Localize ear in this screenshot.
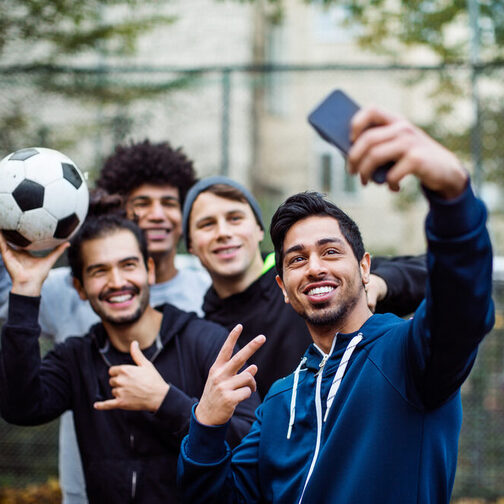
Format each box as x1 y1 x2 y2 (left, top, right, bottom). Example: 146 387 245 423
275 275 290 305
360 252 371 286
147 257 156 285
72 277 88 301
258 225 264 243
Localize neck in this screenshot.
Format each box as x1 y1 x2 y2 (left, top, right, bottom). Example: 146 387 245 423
212 251 265 299
153 250 178 284
103 306 163 353
308 299 372 354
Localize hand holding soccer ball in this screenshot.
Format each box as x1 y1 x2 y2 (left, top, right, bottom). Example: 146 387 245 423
0 147 89 251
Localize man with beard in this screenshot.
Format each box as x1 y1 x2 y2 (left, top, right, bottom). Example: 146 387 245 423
177 107 495 503
0 214 258 503
182 176 427 399
0 139 209 503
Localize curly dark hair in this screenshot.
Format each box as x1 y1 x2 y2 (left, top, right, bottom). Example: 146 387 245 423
96 139 197 205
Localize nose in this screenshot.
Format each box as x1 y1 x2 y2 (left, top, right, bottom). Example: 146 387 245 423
306 253 328 278
147 200 166 221
107 267 125 288
215 218 232 239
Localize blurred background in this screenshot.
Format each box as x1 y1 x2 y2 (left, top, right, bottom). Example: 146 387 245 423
1 0 504 501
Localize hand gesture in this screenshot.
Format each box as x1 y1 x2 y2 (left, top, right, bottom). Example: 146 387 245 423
348 107 468 199
94 340 170 413
0 232 69 297
195 324 266 426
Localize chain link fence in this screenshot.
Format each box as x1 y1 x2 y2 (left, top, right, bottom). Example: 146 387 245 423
0 63 503 501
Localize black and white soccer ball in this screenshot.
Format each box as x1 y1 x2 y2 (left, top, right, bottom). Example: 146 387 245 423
0 147 89 251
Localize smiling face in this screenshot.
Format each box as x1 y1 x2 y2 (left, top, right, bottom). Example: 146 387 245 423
74 229 155 326
188 191 264 294
276 215 370 334
125 183 182 258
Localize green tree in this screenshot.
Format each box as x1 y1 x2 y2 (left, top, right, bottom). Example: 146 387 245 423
255 0 504 189
0 0 193 161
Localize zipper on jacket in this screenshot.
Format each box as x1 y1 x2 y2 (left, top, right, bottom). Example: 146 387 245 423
315 353 329 376
298 334 362 503
131 470 137 500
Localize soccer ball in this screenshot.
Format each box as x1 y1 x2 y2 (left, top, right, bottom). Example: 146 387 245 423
0 147 89 251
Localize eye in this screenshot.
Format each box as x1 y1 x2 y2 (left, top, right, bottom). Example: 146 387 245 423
123 261 137 270
198 220 214 229
324 247 342 257
229 214 243 223
90 268 106 277
131 200 150 209
162 199 180 209
287 255 305 266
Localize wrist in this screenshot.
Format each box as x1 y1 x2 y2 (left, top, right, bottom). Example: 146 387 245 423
11 280 43 297
152 382 170 413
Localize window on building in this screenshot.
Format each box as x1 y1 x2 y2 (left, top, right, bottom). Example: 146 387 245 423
265 22 288 116
317 147 358 199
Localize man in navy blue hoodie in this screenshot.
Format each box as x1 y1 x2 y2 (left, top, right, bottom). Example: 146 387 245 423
177 106 495 503
0 213 258 503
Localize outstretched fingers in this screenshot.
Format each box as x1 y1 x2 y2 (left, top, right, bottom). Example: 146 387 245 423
226 334 266 376
214 324 244 367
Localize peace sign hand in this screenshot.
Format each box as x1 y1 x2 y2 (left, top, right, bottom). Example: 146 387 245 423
195 324 266 426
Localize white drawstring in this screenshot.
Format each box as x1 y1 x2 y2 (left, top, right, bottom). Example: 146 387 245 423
324 333 363 422
287 357 307 439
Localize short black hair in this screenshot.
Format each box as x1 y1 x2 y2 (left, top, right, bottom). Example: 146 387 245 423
270 191 365 279
68 214 149 284
96 139 197 206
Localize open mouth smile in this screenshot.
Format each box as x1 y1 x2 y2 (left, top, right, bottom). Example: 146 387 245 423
100 287 139 305
213 245 241 257
145 228 171 240
307 285 335 296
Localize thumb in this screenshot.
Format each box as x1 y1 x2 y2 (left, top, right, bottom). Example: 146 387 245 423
130 340 151 367
43 241 71 270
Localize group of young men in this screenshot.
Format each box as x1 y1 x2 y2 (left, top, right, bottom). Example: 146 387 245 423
0 104 495 504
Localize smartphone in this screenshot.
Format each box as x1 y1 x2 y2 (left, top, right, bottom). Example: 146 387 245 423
308 89 391 184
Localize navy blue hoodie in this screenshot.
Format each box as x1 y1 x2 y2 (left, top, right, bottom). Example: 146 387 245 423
0 300 259 503
177 185 495 504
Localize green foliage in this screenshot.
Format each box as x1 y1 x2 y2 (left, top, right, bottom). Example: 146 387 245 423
0 478 61 503
0 0 179 163
0 0 175 61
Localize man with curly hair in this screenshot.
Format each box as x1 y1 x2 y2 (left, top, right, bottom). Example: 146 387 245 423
95 140 210 312
0 140 210 504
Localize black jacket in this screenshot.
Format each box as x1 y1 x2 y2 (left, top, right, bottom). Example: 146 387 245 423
203 254 426 398
0 294 259 504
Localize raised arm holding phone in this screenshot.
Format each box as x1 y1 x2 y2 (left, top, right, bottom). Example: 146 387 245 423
177 101 494 504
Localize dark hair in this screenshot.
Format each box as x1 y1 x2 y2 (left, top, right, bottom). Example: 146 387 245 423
87 187 125 218
96 139 197 206
270 191 365 278
68 214 149 284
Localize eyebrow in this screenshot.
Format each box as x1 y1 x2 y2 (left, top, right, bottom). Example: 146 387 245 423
284 237 346 256
85 256 140 274
130 195 179 202
195 209 246 226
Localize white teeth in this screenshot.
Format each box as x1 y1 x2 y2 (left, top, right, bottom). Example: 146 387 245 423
108 294 133 303
308 286 334 296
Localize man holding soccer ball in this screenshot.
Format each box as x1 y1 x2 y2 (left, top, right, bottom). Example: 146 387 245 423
0 140 210 503
0 212 258 503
